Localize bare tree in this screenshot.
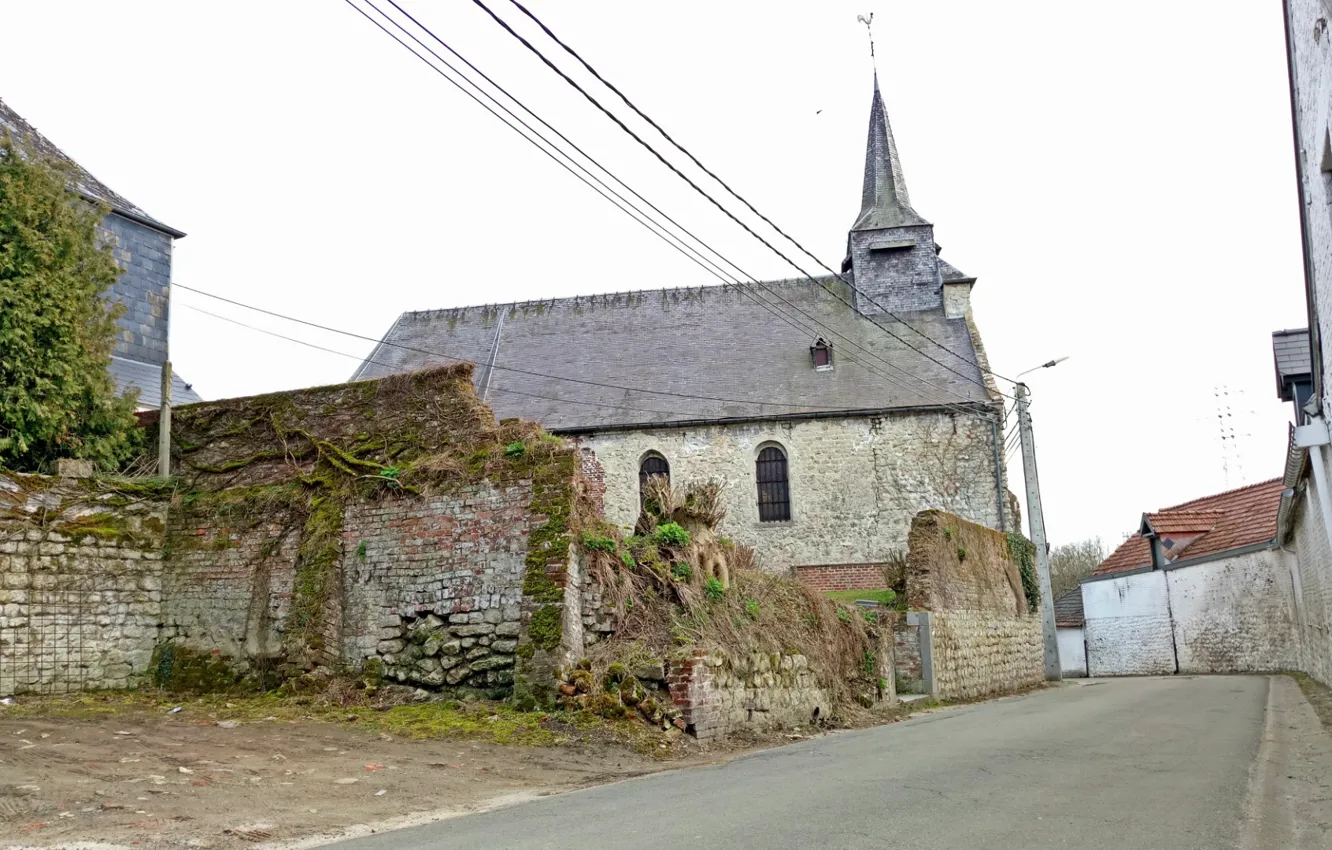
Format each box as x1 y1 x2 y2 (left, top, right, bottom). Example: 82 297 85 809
1049 537 1105 598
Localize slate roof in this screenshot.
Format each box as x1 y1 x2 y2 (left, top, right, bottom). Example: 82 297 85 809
1093 479 1283 576
851 75 928 231
351 275 989 432
109 357 203 409
1054 588 1084 628
0 97 184 238
1273 328 1312 401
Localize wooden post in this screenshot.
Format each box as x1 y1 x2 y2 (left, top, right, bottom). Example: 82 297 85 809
158 360 172 477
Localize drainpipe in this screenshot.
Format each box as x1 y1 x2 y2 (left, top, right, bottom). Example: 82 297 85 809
1295 419 1332 559
990 418 1007 532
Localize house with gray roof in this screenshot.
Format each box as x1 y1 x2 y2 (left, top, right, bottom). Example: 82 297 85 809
354 76 1012 580
0 97 199 409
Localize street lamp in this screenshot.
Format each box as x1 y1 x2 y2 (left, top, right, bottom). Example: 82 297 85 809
1011 356 1067 682
1016 356 1069 379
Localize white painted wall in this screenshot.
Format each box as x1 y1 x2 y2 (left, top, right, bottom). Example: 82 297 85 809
1082 571 1176 676
1082 548 1300 677
1057 627 1086 677
1166 549 1299 674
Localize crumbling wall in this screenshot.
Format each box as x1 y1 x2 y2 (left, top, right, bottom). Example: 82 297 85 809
0 471 169 695
904 510 1042 699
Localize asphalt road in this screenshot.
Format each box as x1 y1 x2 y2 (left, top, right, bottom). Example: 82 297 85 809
330 676 1327 850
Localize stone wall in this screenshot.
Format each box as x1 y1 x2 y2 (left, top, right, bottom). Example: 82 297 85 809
900 510 1041 699
1289 485 1332 687
2 366 589 702
0 472 168 695
664 643 892 742
1167 550 1299 674
930 611 1043 700
576 411 1003 575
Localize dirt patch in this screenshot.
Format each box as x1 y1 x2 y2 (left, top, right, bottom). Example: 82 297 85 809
0 692 750 849
1292 672 1332 733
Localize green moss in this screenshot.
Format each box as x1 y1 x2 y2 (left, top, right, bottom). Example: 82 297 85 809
528 604 562 651
151 643 242 693
287 493 345 659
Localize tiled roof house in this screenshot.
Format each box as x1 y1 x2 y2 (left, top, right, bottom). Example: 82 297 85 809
1093 479 1284 578
0 97 200 408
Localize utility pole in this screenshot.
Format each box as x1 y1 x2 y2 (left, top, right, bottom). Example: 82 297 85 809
1015 382 1060 681
158 360 172 477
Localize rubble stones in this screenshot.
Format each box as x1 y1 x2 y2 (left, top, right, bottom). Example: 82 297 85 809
373 606 525 695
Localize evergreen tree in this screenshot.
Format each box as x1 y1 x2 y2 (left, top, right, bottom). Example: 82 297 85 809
0 134 141 472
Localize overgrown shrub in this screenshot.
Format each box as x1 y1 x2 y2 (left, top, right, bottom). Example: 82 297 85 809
0 134 142 472
655 522 690 548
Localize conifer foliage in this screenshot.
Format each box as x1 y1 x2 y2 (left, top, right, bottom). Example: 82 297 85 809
0 135 140 472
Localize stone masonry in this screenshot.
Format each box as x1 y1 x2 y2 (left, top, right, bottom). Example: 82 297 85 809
577 411 1003 575
666 648 832 742
0 472 167 695
897 509 1043 700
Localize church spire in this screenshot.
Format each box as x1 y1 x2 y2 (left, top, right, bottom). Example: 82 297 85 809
852 74 928 231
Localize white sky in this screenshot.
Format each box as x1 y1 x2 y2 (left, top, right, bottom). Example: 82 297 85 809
0 1 1309 549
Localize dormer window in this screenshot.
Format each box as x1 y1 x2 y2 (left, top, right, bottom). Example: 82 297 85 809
810 338 833 371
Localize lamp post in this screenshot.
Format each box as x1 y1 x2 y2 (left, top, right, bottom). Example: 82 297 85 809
1013 356 1066 681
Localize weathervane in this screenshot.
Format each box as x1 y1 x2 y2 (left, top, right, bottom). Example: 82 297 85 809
857 12 876 70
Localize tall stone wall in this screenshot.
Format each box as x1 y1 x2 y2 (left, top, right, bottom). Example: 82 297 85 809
2 366 589 702
576 411 1003 575
0 472 169 695
1289 487 1332 687
1082 571 1176 677
902 510 1042 700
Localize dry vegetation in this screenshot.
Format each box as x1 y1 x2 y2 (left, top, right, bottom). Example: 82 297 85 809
573 480 889 723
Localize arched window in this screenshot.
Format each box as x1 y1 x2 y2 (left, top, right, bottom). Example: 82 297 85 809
639 453 670 504
756 446 791 522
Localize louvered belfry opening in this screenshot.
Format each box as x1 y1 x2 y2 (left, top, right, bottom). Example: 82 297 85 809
639 454 670 504
756 446 791 522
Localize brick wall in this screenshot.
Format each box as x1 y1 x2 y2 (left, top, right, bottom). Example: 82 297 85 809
1291 485 1332 686
893 618 923 692
0 472 168 695
794 563 886 591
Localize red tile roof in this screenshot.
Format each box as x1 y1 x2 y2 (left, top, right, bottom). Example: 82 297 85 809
1093 479 1283 577
1144 510 1224 534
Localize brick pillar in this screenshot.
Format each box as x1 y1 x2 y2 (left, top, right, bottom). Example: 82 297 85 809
667 649 723 741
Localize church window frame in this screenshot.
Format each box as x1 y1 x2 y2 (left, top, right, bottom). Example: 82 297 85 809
755 442 792 523
639 451 670 505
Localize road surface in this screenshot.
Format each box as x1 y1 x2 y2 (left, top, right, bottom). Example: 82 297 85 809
331 676 1332 849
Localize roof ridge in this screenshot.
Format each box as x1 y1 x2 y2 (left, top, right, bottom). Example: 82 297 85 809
397 275 844 321
1162 477 1283 511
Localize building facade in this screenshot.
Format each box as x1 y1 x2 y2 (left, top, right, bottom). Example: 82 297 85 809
0 97 200 408
355 77 1012 580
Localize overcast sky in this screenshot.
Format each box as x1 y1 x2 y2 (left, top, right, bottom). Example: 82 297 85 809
0 1 1308 549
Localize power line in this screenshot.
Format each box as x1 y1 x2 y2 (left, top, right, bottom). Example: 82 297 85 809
481 0 1018 394
348 0 989 415
181 304 690 418
342 0 735 290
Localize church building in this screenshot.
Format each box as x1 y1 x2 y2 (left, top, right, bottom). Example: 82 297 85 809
354 78 1012 586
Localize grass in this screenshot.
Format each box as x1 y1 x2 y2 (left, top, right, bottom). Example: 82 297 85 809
824 588 897 606
0 688 603 748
